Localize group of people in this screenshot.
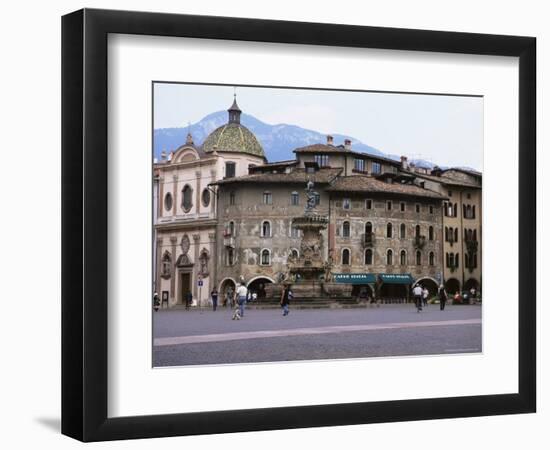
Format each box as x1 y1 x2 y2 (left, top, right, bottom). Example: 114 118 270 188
412 284 449 312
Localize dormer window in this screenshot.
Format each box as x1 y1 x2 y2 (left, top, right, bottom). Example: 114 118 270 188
372 162 381 174
314 154 330 167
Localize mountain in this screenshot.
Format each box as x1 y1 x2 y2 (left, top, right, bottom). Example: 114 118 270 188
154 111 387 163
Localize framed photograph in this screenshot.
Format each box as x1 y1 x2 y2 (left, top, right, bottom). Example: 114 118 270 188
62 8 536 442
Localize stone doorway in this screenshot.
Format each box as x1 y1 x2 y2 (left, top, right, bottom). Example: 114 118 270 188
178 271 192 305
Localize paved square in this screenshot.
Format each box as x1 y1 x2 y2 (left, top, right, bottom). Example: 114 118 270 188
153 304 481 366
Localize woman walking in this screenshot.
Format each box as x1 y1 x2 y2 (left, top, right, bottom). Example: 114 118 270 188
438 284 448 310
280 283 291 316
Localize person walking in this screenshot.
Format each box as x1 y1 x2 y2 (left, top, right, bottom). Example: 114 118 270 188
153 292 160 312
185 291 192 310
280 283 291 316
224 287 234 308
412 284 423 312
211 288 219 311
235 282 248 318
422 287 429 307
438 284 448 311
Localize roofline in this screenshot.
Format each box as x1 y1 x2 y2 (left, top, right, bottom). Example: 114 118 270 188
293 147 401 166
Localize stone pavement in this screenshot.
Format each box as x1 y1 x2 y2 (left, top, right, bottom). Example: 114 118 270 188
153 304 482 366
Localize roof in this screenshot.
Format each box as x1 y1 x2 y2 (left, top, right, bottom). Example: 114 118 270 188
403 170 481 188
211 168 342 186
441 167 482 178
248 160 298 173
326 175 447 200
293 144 401 166
202 122 265 158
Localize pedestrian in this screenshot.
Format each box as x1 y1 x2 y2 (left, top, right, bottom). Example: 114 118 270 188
412 284 423 312
422 287 429 307
470 287 476 303
235 282 248 318
211 288 219 311
438 284 448 311
185 291 192 310
280 283 291 316
225 287 234 308
153 292 160 312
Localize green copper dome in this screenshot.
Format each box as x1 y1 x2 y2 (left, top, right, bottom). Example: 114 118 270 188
202 96 265 159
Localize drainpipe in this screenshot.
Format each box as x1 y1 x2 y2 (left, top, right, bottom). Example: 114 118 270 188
460 190 465 291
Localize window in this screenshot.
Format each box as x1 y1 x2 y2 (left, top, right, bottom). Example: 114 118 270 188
164 192 173 211
161 251 172 278
343 198 351 210
429 205 434 214
415 203 421 213
290 191 299 206
448 190 453 197
354 158 365 172
400 202 406 212
290 225 300 238
182 185 193 212
400 223 406 239
400 250 407 265
386 249 393 265
306 166 316 174
366 199 372 210
201 188 211 207
225 162 236 178
416 250 422 265
342 249 350 265
415 225 421 238
228 221 235 236
464 253 469 268
261 249 271 265
386 200 392 211
261 221 271 237
229 191 235 205
314 154 330 167
372 162 381 174
467 192 471 199
429 252 435 266
226 248 234 266
429 226 434 241
453 203 458 217
386 222 393 238
365 249 373 265
365 222 373 235
263 191 272 205
454 227 458 242
290 249 299 259
314 193 321 205
342 221 351 238
455 253 459 267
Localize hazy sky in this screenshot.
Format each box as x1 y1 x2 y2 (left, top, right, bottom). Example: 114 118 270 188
154 83 483 170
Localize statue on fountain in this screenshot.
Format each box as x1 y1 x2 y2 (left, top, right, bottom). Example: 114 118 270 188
305 178 318 214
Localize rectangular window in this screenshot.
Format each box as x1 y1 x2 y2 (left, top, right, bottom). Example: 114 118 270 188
372 162 381 174
366 199 372 210
229 191 235 206
400 202 405 212
343 198 351 210
263 192 272 205
415 203 421 213
225 162 236 178
387 200 392 211
290 226 300 238
354 158 365 172
291 192 299 206
314 154 330 167
314 193 321 205
429 205 434 214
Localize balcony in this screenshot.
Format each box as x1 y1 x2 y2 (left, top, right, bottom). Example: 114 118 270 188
362 232 375 247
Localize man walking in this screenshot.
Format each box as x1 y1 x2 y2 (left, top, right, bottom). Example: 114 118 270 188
422 286 429 307
211 288 219 311
413 284 423 312
280 283 291 316
185 291 192 310
438 284 448 311
236 282 248 318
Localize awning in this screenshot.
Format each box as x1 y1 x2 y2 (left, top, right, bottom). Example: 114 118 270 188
333 273 377 284
378 273 415 285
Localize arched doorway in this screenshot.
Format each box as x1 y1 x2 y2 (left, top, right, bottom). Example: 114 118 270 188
247 276 275 300
415 277 439 297
219 278 236 306
445 278 460 295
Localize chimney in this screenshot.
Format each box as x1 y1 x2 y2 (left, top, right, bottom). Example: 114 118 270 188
344 139 352 150
400 155 408 169
326 135 334 146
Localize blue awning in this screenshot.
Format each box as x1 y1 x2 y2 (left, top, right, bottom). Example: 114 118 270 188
334 273 377 284
378 273 415 285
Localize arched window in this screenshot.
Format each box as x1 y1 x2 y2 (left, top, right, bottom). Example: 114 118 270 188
164 192 173 211
261 249 271 265
400 250 407 265
400 223 406 239
466 205 472 218
429 226 434 241
261 221 271 237
455 253 459 267
342 221 351 238
365 222 373 234
416 250 422 265
429 252 435 266
226 247 234 266
342 248 350 265
415 225 421 238
201 188 211 207
464 253 469 268
161 251 172 278
386 249 393 265
182 185 193 212
364 249 373 265
472 205 476 218
454 228 458 242
228 221 235 236
445 227 449 241
453 203 458 217
473 229 477 241
386 223 393 238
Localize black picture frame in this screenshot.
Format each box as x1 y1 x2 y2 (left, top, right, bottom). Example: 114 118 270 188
61 8 536 442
